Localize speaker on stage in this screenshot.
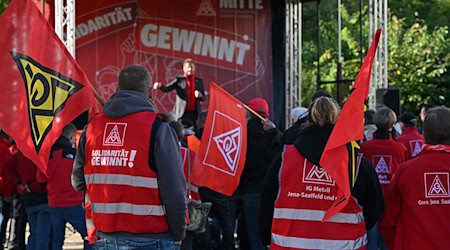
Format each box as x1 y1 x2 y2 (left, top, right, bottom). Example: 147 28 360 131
376 88 401 116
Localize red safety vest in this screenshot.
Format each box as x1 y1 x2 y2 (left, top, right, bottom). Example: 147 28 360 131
181 146 201 202
396 127 424 160
271 145 367 250
85 112 169 233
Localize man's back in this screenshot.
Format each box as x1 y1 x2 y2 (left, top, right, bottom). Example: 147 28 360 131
381 149 450 250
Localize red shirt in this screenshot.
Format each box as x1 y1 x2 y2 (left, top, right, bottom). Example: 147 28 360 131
0 139 12 195
396 127 424 160
360 134 407 195
185 74 197 111
380 148 450 250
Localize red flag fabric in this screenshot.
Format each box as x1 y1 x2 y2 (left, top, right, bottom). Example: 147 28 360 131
191 82 247 196
319 29 382 221
0 0 95 173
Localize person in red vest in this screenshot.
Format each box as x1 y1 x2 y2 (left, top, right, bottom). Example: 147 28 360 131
36 123 90 250
258 97 384 249
72 65 187 249
380 106 450 249
153 58 206 127
396 112 425 159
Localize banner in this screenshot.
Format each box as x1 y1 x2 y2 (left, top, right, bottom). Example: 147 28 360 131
0 0 95 172
319 29 382 221
191 82 247 196
75 0 272 115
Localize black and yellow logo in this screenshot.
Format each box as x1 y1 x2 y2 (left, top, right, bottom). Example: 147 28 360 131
10 52 84 153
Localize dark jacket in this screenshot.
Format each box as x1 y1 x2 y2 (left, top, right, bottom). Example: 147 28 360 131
238 117 283 194
258 124 385 245
72 90 187 241
160 76 205 119
282 116 308 145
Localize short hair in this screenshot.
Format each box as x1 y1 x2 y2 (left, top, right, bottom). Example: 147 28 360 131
364 109 376 125
169 121 184 141
62 123 77 139
373 107 397 131
183 58 194 66
308 97 341 126
423 106 450 145
118 65 151 95
312 90 333 102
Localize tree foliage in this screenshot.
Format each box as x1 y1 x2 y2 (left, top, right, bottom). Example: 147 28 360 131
300 1 450 113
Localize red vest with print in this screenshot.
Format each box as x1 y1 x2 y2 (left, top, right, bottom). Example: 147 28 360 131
396 127 424 160
360 136 407 195
271 145 367 250
181 146 201 202
85 112 168 233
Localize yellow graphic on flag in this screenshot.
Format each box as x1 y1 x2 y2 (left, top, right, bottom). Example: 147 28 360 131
11 52 83 153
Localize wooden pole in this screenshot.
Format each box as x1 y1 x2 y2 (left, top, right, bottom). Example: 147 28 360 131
243 104 266 121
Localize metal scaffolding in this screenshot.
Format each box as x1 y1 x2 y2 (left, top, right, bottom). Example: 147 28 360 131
54 0 76 58
285 0 302 128
368 0 388 109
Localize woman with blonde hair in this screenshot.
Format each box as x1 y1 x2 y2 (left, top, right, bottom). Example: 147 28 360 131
258 96 384 249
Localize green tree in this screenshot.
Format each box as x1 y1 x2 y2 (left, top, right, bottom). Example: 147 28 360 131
388 17 450 113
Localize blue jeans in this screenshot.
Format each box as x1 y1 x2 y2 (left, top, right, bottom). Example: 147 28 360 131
25 203 51 250
95 231 181 250
49 205 91 250
367 222 388 250
243 193 263 250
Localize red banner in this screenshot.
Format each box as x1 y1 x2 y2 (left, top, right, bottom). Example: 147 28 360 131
0 0 95 172
191 82 247 196
75 0 272 115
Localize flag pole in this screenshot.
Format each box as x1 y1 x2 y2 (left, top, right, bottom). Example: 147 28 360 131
243 104 266 121
90 83 104 107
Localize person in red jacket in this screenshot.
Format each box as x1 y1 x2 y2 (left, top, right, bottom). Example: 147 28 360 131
380 106 450 250
4 149 50 250
258 97 384 249
360 107 408 195
360 107 407 250
36 123 91 250
397 112 425 159
0 130 13 245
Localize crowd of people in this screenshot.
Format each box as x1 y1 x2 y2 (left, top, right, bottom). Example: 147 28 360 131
0 61 448 250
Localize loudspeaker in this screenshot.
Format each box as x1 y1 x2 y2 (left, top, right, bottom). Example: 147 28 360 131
376 88 401 116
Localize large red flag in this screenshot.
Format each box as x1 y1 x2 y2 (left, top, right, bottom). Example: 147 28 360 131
191 82 247 196
319 29 382 221
0 0 95 173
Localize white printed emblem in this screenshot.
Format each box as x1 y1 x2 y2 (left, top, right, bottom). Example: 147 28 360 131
196 0 216 16
103 123 127 146
203 110 243 176
213 127 241 172
373 155 391 174
424 173 450 198
410 140 423 157
302 159 335 186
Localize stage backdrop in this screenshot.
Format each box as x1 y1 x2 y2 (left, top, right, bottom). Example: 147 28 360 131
75 0 273 115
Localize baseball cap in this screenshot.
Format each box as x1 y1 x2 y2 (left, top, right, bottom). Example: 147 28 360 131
399 112 417 125
248 98 269 117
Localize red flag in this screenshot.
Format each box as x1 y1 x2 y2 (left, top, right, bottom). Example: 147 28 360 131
0 0 95 173
319 29 382 221
191 82 247 196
